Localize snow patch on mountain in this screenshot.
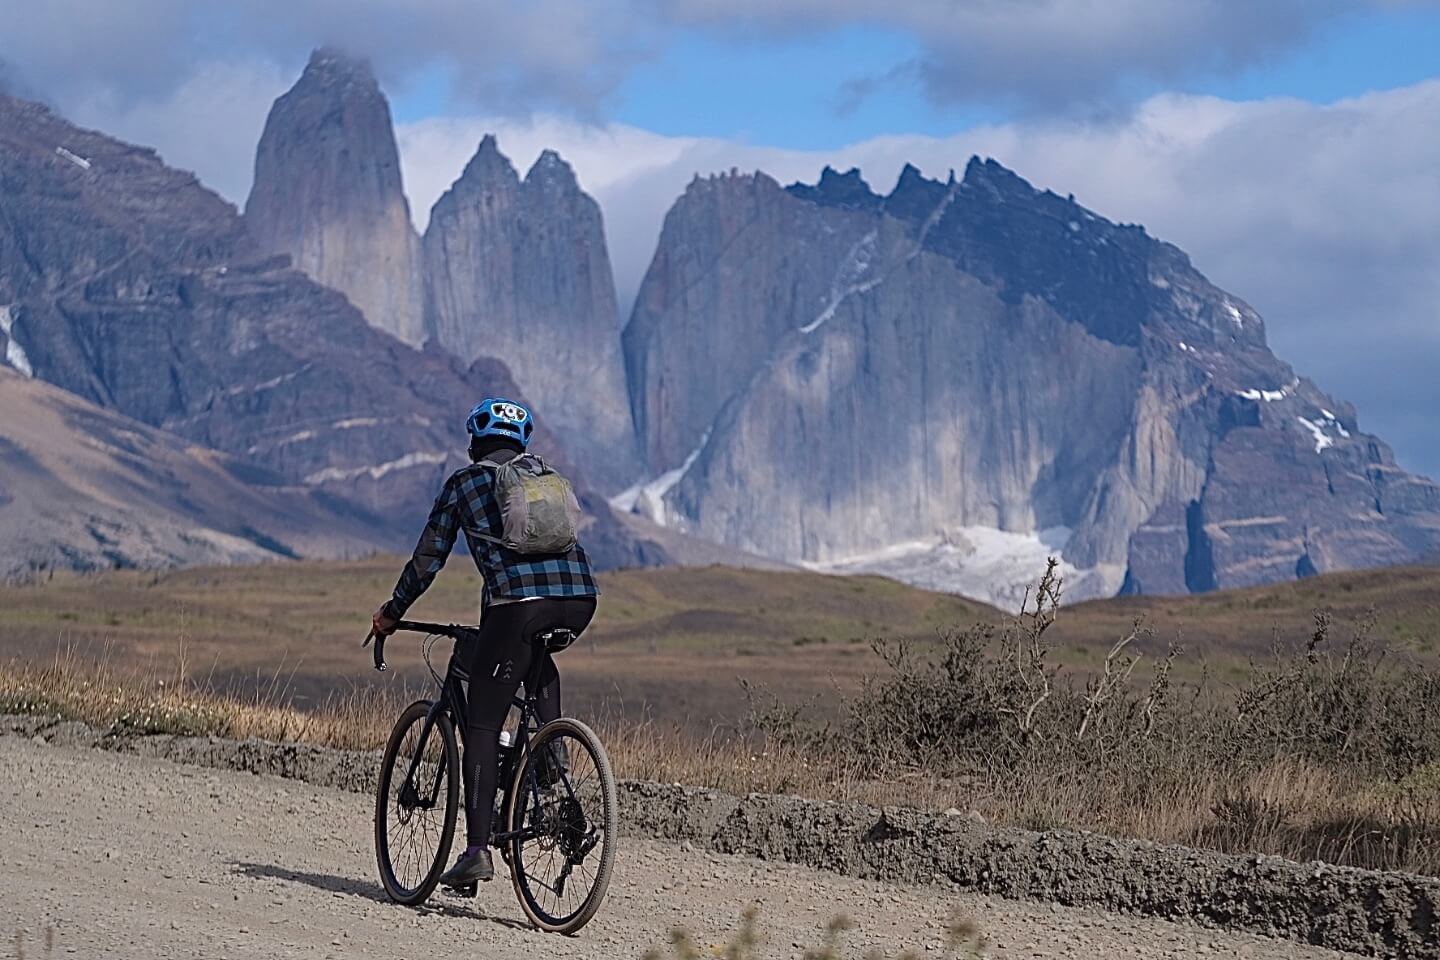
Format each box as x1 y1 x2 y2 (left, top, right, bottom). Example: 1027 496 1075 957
1321 409 1351 437
1297 417 1336 453
55 146 91 170
1238 386 1288 402
610 431 711 526
222 367 311 396
801 231 882 334
806 525 1122 609
247 429 317 454
304 451 447 484
0 306 32 377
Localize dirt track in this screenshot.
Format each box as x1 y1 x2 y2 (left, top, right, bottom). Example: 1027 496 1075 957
2 736 1353 959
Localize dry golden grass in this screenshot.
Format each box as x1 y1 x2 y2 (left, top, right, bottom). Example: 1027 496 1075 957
0 646 410 750
6 558 1438 732
7 558 1440 875
0 559 985 729
7 640 1440 875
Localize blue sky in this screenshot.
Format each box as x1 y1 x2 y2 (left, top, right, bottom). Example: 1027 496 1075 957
383 5 1440 147
385 7 1440 147
1205 5 1440 102
2 0 1439 478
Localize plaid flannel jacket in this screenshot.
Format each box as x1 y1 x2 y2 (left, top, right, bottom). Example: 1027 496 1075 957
385 458 599 619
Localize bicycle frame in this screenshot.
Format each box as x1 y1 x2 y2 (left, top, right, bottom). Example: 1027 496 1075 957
371 620 583 850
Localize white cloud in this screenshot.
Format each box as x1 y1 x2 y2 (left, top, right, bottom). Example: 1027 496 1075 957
0 0 651 120
394 81 1440 479
659 0 1438 109
65 60 290 203
7 0 1436 124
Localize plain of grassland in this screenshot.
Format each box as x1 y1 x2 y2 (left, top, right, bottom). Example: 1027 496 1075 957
0 559 990 726
3 557 1440 875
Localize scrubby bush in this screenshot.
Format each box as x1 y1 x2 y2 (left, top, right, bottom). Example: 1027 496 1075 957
746 559 1440 873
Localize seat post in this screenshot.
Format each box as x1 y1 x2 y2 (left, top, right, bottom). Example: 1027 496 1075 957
523 633 550 696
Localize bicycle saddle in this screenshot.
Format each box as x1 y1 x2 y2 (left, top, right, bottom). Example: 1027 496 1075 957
537 628 577 651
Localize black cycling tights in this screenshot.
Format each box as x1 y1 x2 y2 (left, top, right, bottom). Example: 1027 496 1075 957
460 596 596 848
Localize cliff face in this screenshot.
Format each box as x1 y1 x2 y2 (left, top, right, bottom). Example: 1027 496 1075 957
423 137 640 493
620 160 1440 603
244 49 427 346
0 90 663 571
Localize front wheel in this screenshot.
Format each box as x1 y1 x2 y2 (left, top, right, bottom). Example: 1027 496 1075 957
374 700 460 905
504 718 618 934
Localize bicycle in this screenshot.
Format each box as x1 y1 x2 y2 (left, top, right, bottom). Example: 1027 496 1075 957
363 619 617 934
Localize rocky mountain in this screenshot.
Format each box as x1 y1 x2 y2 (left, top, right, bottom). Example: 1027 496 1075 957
423 137 640 493
619 161 1440 605
0 368 385 580
244 49 427 346
6 53 1436 601
0 89 662 572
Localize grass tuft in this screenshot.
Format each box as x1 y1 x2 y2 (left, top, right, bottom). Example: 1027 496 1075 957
643 908 984 960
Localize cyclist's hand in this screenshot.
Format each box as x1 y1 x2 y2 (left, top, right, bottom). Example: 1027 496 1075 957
372 605 399 637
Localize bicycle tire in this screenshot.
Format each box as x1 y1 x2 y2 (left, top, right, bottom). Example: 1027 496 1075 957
504 717 618 934
374 700 460 906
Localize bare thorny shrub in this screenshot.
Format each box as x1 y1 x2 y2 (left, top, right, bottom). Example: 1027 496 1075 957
747 559 1440 873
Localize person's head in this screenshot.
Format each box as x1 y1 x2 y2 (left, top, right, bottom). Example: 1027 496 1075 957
466 398 533 462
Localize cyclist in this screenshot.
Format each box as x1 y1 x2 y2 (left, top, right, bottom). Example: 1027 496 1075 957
371 398 599 888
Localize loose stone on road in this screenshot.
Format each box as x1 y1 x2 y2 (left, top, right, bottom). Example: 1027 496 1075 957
2 736 1354 958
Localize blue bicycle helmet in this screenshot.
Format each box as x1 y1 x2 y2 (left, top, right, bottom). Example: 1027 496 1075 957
466 397 534 448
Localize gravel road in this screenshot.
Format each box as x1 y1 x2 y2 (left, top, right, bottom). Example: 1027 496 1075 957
3 736 1356 959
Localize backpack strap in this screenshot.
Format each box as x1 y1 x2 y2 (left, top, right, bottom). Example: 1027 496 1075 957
469 452 548 547
470 453 518 546
478 451 545 474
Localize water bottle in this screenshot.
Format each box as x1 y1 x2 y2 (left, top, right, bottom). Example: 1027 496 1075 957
493 730 515 827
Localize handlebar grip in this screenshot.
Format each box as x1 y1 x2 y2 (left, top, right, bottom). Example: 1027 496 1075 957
363 628 388 672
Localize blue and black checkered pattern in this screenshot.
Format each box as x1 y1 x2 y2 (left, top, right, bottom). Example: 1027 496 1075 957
385 460 598 619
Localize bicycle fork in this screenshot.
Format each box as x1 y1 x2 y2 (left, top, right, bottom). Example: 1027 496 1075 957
398 702 449 811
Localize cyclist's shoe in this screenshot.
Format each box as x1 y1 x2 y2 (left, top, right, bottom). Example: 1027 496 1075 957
440 848 494 886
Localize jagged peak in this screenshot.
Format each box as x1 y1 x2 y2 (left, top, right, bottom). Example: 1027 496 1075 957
523 148 579 191
819 165 870 190
298 47 379 91
684 169 781 194
893 162 927 190
961 155 1037 196
882 162 950 223
456 133 519 186
786 165 882 211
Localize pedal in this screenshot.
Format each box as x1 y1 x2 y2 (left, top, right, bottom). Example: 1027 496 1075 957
443 881 477 899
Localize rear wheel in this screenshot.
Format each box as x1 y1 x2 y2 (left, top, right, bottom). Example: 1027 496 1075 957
504 718 618 934
374 700 460 905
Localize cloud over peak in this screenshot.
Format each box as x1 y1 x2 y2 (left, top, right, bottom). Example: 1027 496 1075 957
7 0 1436 123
